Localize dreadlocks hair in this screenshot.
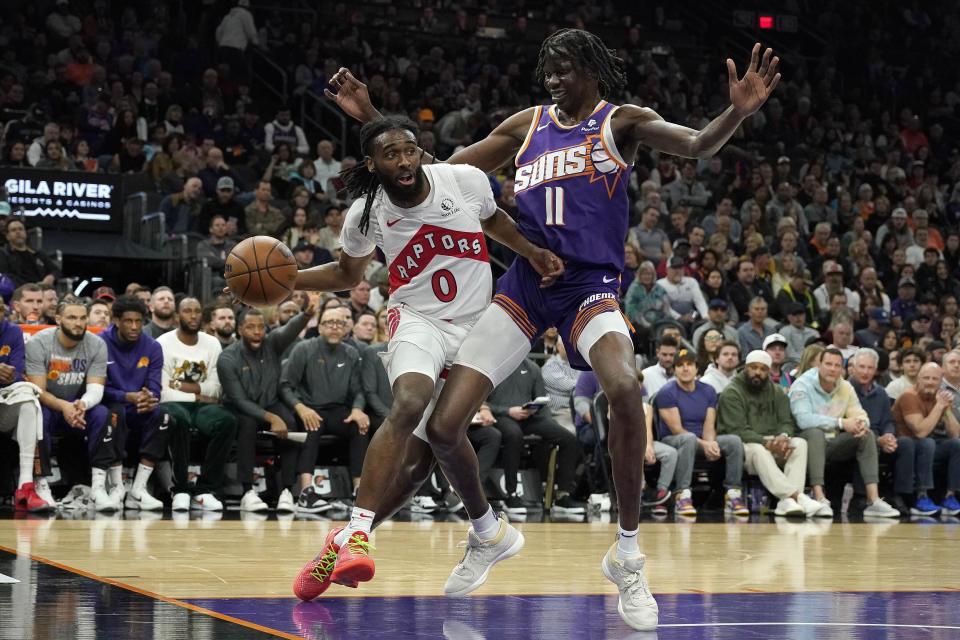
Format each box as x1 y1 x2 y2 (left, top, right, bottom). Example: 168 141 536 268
535 29 627 100
338 116 421 235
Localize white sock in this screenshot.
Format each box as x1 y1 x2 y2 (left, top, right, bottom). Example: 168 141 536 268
108 465 123 489
334 506 376 546
15 403 39 489
91 467 107 492
132 463 154 496
616 527 640 561
472 506 500 540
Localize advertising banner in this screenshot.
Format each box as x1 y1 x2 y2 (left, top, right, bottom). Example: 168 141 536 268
1 168 123 233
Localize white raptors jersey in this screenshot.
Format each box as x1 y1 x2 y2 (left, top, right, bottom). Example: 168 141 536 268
340 163 497 324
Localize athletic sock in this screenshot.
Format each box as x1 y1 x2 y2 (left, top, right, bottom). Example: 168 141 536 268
91 467 107 492
108 464 123 488
616 526 640 562
132 463 154 497
15 403 38 489
335 506 376 546
472 505 500 540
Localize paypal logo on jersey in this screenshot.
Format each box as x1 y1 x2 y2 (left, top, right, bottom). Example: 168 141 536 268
580 118 599 133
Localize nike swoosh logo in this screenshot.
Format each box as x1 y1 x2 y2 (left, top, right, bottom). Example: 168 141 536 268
106 361 115 365
337 362 345 368
537 124 549 132
386 218 403 227
602 276 616 283
521 370 528 374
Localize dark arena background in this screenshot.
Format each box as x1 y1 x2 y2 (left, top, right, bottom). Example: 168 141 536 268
1 1 960 638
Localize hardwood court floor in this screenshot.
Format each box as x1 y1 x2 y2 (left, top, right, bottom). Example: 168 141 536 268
1 514 959 638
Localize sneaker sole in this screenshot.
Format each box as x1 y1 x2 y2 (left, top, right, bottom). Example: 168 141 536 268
331 557 375 586
863 510 901 518
409 506 437 513
550 506 586 514
941 507 960 516
600 554 658 631
910 508 940 516
642 495 671 506
296 503 334 514
444 530 525 598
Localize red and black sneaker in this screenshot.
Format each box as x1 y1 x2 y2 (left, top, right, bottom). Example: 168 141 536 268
330 531 376 587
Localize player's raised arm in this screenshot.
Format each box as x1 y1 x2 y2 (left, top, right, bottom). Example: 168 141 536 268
621 43 780 159
294 251 373 294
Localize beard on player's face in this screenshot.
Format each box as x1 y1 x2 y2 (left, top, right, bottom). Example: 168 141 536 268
379 164 426 202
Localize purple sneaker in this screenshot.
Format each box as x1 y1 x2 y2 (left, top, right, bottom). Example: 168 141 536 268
674 489 696 516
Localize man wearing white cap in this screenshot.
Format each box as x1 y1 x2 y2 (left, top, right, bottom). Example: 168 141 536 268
813 261 860 318
717 350 820 517
763 333 793 389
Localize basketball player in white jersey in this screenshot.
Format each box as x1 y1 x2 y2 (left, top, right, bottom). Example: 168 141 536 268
290 116 564 601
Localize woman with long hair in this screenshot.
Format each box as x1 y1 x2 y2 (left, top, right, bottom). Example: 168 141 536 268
695 328 724 374
933 260 960 300
771 253 797 297
622 242 641 292
73 138 99 172
880 328 900 352
149 133 182 183
36 139 70 171
794 344 825 377
281 207 313 249
374 307 390 343
1 140 28 167
697 249 718 281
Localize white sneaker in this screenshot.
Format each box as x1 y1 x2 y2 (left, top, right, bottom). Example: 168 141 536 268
92 486 117 512
108 485 126 510
796 493 823 518
774 497 804 517
171 492 191 511
863 497 900 518
34 478 55 507
240 489 269 512
125 490 164 511
276 489 295 513
444 517 524 597
191 493 223 511
812 496 834 518
601 543 659 631
410 495 439 513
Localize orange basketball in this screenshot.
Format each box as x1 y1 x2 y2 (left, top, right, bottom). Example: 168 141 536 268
224 236 298 306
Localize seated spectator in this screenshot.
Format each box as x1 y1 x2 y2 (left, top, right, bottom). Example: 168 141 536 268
26 300 118 510
486 357 585 515
886 346 924 401
813 261 860 320
856 308 891 349
788 348 900 518
0 219 61 286
729 259 776 320
314 205 345 254
540 339 580 431
111 137 147 174
737 297 774 354
200 177 247 237
701 340 740 394
198 147 244 199
101 295 167 511
160 177 205 235
656 255 709 326
851 349 934 516
717 350 821 517
638 376 677 516
763 333 794 388
893 360 960 516
0 301 51 511
347 280 375 322
280 308 370 502
38 283 59 325
10 284 43 324
352 312 377 346
264 106 308 155
143 286 177 339
775 270 819 327
640 335 677 396
695 328 725 374
629 206 670 265
220 306 312 513
203 303 236 348
292 240 332 269
828 318 857 362
890 277 918 329
87 299 110 328
624 261 671 345
781 302 820 362
691 299 738 347
530 326 561 361
196 215 237 292
656 348 747 517
158 297 237 512
245 181 286 237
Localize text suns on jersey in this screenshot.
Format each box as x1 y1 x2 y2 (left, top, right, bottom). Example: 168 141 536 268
513 135 622 197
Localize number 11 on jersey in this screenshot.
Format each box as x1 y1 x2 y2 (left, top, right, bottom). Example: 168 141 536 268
545 186 565 226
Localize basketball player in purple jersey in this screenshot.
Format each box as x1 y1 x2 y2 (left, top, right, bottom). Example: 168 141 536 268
327 30 780 630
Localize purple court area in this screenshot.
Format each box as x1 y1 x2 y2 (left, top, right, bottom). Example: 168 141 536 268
185 591 960 639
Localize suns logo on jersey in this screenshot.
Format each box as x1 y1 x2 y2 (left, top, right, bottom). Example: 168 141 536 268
514 134 623 197
137 357 149 368
0 345 9 356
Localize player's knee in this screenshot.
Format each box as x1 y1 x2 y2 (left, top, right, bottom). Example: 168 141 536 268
389 389 431 432
425 418 459 452
603 376 642 415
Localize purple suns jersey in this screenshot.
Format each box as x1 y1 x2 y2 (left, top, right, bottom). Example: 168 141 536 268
513 100 631 272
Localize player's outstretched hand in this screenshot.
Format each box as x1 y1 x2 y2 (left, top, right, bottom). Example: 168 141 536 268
727 43 781 116
325 67 378 124
529 248 565 288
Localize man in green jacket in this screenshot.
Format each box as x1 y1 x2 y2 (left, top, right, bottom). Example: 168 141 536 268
716 350 820 517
